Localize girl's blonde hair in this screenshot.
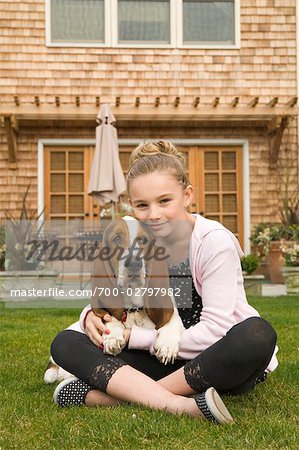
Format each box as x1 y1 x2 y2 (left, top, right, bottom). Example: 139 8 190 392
126 140 190 190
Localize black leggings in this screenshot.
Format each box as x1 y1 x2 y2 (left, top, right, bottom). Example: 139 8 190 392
51 317 277 396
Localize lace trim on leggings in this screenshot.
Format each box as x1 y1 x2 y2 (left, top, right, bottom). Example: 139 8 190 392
88 356 127 393
183 359 211 393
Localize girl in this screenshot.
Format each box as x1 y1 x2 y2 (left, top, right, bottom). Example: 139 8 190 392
51 140 278 424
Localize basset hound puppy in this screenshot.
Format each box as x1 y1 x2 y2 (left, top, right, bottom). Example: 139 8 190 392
92 216 184 364
44 216 184 384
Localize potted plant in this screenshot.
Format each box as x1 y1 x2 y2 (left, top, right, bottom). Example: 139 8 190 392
0 185 58 301
250 223 292 284
241 254 264 295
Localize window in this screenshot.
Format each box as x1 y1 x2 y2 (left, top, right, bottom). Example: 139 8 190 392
118 0 170 44
182 0 235 45
46 0 239 48
50 0 105 43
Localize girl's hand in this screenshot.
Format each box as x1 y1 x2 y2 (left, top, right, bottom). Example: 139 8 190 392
85 311 112 347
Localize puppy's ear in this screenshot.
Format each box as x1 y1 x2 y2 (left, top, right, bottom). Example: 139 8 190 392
91 243 124 322
144 256 173 329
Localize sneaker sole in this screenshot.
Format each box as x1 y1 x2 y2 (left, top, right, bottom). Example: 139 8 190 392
205 387 234 424
53 376 78 405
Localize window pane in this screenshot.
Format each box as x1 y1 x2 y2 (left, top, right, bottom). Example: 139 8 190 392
222 194 237 212
222 173 236 191
51 174 66 192
204 152 219 170
69 152 84 170
205 194 219 212
118 0 170 44
222 151 236 169
205 173 219 191
50 152 65 170
69 174 84 192
222 215 238 233
51 195 66 213
51 0 104 43
183 0 235 44
69 195 84 213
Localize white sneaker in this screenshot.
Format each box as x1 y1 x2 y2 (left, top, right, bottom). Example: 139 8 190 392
53 377 92 407
194 387 233 424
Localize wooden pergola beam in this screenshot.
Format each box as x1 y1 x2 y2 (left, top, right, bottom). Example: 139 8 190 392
231 97 239 107
3 116 17 166
174 97 180 107
212 97 220 107
288 97 297 107
249 97 259 107
268 97 278 107
193 97 200 107
0 104 297 122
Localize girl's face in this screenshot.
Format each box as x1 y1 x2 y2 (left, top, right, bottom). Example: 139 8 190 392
128 171 194 237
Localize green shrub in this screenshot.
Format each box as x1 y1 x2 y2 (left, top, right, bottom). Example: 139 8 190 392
241 254 260 275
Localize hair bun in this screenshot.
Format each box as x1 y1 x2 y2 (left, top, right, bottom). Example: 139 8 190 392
129 140 186 166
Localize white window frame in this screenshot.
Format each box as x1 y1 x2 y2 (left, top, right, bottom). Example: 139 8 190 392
45 0 240 49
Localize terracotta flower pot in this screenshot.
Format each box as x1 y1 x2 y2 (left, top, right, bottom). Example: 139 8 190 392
266 241 284 284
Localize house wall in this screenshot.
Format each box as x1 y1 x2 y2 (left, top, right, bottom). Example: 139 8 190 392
0 0 298 230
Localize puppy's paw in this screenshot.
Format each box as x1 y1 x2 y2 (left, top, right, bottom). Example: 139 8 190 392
103 328 126 356
154 331 180 365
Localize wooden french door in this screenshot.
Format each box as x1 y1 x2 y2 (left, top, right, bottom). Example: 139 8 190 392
44 145 244 247
186 146 244 247
44 146 99 221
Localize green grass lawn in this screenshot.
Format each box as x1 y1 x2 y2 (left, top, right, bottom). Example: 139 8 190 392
1 296 298 450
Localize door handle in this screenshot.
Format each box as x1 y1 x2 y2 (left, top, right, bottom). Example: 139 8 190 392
85 213 90 217
93 213 98 217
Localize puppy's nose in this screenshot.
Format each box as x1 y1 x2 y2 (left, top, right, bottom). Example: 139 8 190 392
125 258 142 273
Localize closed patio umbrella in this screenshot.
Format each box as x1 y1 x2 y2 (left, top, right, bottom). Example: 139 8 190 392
88 104 126 216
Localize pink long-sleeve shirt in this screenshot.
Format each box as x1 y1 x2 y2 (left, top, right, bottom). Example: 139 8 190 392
79 214 278 372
